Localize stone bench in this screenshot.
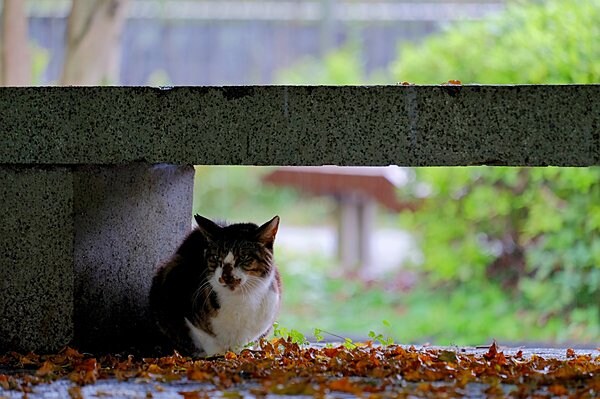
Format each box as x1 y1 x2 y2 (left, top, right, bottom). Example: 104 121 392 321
1 86 598 353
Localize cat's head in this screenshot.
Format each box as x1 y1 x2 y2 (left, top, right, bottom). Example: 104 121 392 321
194 214 279 294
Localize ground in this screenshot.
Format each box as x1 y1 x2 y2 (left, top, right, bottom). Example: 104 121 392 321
1 341 598 398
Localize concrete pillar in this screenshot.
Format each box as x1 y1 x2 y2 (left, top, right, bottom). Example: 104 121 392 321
0 163 194 353
357 200 376 272
72 164 194 352
337 197 377 274
337 197 360 270
0 167 74 353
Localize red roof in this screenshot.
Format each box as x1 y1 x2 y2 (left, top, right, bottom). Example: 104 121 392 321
262 166 418 212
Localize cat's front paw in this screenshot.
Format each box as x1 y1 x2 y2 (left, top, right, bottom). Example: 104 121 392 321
201 343 229 357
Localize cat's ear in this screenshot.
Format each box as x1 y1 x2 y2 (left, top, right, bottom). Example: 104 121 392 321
194 214 221 241
256 216 279 247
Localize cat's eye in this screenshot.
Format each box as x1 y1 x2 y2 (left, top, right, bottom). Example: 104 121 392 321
207 254 219 263
240 262 254 270
239 257 254 269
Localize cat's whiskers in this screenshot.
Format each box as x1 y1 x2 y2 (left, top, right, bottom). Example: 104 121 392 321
240 276 268 301
199 286 216 315
239 280 250 302
191 285 203 310
232 276 253 303
192 280 211 304
193 280 214 312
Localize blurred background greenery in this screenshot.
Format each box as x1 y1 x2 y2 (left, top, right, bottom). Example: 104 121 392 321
194 0 600 346
4 0 599 346
194 165 600 346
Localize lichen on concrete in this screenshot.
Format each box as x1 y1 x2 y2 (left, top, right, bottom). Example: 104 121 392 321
0 167 74 353
0 85 598 166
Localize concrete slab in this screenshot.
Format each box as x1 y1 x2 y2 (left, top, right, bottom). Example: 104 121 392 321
0 167 74 353
0 86 598 166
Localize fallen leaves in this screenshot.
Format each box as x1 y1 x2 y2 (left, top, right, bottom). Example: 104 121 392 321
178 390 208 399
67 385 83 399
0 340 598 397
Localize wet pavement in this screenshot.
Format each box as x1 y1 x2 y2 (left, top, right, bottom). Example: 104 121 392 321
1 345 598 399
0 379 523 399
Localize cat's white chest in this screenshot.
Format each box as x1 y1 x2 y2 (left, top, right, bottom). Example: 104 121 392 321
214 288 279 344
186 285 279 356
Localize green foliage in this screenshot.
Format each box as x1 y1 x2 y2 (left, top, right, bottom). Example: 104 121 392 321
383 0 600 328
309 328 360 348
193 166 335 225
342 337 357 350
391 0 600 84
276 0 600 86
275 41 389 85
277 249 598 345
399 167 600 319
313 328 324 343
368 320 395 346
31 42 50 85
273 322 309 345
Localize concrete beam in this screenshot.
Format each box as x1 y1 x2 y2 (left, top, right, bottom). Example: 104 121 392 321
1 85 598 166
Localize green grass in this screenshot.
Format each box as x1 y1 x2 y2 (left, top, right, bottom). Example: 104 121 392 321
276 250 597 346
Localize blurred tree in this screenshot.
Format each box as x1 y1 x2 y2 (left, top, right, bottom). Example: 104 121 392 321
0 0 130 85
1 0 31 85
60 0 131 85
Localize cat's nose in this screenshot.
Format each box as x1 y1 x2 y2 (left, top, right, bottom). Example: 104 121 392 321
222 263 233 274
220 264 235 283
218 270 230 285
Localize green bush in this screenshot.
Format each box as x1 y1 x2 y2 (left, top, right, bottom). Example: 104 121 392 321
399 168 600 327
391 0 600 84
276 249 586 345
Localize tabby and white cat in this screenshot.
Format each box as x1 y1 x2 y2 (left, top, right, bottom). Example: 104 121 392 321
149 215 281 356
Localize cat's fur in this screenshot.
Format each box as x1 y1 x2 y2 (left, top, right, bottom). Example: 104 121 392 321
149 214 282 356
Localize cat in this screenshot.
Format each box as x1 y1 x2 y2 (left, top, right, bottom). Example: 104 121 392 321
149 214 282 356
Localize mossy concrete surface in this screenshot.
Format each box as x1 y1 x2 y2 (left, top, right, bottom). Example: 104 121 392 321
0 85 598 166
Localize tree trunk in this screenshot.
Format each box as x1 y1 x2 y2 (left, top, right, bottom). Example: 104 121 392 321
60 0 130 86
1 0 31 86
